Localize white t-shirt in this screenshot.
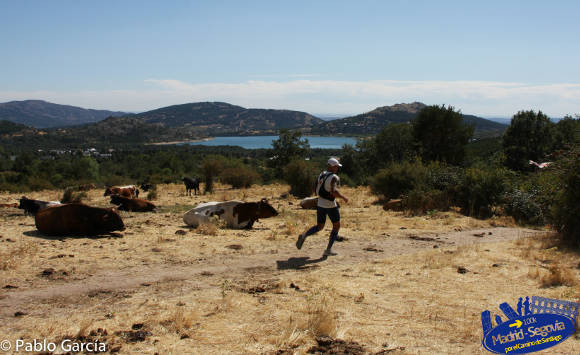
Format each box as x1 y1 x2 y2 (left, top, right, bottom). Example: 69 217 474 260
317 171 339 208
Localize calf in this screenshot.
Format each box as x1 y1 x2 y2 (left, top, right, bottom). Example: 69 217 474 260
18 197 61 216
183 198 278 229
182 177 200 196
35 203 124 236
109 195 156 212
104 185 139 198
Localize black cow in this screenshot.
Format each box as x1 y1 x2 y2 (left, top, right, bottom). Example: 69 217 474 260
182 177 200 196
140 183 156 192
18 197 61 216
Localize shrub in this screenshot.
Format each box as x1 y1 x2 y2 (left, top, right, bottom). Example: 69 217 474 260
61 188 86 203
402 189 451 215
284 159 319 198
201 155 226 194
221 166 261 188
147 187 158 201
503 189 544 225
370 161 427 200
457 167 508 218
551 147 580 246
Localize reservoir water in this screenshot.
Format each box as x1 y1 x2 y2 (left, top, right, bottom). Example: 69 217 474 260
184 136 357 149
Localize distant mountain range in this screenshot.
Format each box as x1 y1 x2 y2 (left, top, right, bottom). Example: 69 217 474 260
0 100 128 128
0 100 508 146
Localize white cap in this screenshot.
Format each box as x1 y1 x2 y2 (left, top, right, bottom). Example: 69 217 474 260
328 157 342 167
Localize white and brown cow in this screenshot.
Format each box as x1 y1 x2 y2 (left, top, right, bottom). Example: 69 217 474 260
183 199 278 229
104 185 139 198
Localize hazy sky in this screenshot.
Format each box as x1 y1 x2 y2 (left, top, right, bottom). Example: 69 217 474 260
1 0 579 117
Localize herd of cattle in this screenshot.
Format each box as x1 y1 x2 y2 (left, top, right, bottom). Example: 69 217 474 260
2 178 280 236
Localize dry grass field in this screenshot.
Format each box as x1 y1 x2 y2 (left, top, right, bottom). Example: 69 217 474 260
1 183 578 354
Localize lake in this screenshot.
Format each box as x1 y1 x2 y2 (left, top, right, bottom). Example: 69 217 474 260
183 136 358 149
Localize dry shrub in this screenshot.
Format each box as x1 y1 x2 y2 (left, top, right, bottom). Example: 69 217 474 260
540 264 576 288
196 223 218 236
161 308 198 335
301 294 337 337
61 188 86 203
0 242 36 270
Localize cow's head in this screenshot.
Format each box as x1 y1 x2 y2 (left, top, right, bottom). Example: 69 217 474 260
103 187 113 196
102 208 125 231
256 198 278 218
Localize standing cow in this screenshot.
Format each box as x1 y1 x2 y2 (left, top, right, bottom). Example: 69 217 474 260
182 177 200 196
183 199 278 229
35 204 125 236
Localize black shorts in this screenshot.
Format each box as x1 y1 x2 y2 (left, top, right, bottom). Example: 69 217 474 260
317 206 340 224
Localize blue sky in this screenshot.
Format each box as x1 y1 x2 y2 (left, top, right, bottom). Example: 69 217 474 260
1 0 579 117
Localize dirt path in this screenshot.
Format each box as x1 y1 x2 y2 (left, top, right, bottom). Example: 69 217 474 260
0 227 540 319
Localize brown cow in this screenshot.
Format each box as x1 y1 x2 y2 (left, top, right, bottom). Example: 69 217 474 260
104 185 139 198
109 195 156 212
35 204 125 236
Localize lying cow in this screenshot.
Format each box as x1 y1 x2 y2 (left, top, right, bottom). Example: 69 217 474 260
35 204 125 236
18 196 61 216
182 177 200 196
104 185 139 198
183 199 278 229
110 195 156 212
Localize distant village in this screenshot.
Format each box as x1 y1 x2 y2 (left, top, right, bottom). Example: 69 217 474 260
35 148 114 160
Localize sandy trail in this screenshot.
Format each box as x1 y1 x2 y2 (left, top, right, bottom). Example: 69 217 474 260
0 227 540 319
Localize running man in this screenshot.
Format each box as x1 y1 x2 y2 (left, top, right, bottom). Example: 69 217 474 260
296 157 349 256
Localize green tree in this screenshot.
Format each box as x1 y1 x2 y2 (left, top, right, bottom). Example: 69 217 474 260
553 115 580 150
201 155 226 193
269 129 310 177
411 105 474 165
502 110 554 171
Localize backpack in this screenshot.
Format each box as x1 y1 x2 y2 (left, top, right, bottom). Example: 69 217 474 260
315 171 335 201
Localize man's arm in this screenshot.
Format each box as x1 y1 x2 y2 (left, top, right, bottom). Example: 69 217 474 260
330 176 348 203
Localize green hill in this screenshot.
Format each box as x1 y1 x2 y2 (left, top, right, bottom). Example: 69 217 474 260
312 102 506 138
0 100 128 128
134 101 324 135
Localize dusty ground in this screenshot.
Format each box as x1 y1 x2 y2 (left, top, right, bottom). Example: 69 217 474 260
0 183 578 354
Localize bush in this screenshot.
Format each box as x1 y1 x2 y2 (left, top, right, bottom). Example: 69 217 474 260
201 155 226 194
503 189 544 225
370 161 427 200
457 167 508 218
284 159 319 198
221 166 261 188
403 189 451 215
61 188 87 203
551 148 580 246
147 187 158 201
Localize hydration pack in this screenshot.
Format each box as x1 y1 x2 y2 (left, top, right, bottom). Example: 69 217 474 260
315 171 335 201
